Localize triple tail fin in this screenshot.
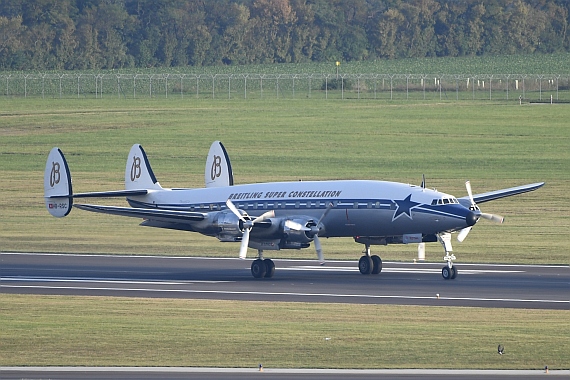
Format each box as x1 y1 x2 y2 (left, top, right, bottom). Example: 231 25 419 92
205 141 234 188
44 147 73 217
125 144 163 191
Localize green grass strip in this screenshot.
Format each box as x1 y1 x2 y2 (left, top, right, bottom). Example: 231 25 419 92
1 294 568 369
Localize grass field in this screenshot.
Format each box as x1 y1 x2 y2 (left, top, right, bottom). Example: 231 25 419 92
0 97 568 369
0 98 568 264
1 295 568 369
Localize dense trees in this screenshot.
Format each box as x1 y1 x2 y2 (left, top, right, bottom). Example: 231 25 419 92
0 0 568 70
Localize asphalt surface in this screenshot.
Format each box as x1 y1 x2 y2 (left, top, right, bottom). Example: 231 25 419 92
1 253 568 309
2 253 568 379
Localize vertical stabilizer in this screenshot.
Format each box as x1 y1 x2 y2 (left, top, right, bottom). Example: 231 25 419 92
205 141 234 187
44 147 73 217
125 144 163 190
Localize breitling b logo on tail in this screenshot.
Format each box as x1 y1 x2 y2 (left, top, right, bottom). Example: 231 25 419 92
130 156 141 182
50 161 61 187
124 144 162 191
205 141 234 188
211 155 222 180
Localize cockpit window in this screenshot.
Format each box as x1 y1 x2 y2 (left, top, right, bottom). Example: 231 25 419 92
431 197 459 206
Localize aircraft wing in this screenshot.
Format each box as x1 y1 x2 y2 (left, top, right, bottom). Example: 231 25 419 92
74 204 206 223
459 182 545 204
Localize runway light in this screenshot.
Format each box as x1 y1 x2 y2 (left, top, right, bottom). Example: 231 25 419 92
436 293 440 299
259 364 264 372
545 365 549 374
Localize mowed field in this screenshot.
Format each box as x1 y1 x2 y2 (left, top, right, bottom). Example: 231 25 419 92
1 97 569 369
0 97 568 263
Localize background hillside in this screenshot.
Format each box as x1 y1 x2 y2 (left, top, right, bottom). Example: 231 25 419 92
1 0 569 70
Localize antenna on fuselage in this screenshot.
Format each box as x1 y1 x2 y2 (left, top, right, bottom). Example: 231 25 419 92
420 174 426 189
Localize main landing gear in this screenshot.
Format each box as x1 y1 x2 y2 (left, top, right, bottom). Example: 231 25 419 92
438 233 458 280
358 244 383 275
250 250 275 279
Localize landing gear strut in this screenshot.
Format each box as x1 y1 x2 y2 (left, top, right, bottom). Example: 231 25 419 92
438 233 458 280
251 250 275 279
359 244 382 275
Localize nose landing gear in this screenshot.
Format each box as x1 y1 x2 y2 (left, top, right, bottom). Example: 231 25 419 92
438 233 458 280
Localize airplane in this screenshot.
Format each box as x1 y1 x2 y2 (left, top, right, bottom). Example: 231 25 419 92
44 141 544 280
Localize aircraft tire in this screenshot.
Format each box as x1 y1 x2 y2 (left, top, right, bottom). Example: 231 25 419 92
358 256 373 275
251 259 267 279
442 266 451 280
264 259 275 278
450 266 458 279
371 255 382 274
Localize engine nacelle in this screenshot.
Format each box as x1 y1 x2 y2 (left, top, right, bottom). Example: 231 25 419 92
213 210 247 241
282 217 317 244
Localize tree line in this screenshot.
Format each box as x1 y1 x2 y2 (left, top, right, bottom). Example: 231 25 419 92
0 0 568 70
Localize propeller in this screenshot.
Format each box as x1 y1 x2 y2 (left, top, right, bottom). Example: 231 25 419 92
457 181 504 242
284 203 333 265
226 199 274 259
312 204 333 264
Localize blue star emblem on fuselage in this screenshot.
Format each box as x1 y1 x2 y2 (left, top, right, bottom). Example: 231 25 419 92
392 194 421 221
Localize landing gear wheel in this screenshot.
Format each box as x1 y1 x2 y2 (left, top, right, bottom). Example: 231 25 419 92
359 256 373 275
251 259 267 279
371 255 382 274
442 266 451 280
263 259 275 278
450 266 458 279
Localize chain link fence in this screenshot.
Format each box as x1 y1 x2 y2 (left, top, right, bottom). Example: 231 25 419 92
1 73 568 102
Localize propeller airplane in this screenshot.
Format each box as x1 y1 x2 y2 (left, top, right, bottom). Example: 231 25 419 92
44 141 544 280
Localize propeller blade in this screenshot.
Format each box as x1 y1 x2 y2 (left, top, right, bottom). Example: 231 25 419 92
239 228 250 259
317 202 333 225
253 210 275 223
465 180 476 207
314 235 325 265
285 220 310 231
457 226 472 242
481 213 504 223
226 199 246 222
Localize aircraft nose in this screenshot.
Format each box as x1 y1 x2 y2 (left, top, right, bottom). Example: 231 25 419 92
466 211 479 226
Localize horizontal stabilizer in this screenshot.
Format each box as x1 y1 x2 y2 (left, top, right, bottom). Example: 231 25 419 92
74 204 206 223
72 189 149 198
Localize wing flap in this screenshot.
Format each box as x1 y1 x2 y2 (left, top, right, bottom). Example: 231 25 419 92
74 204 206 223
459 182 545 204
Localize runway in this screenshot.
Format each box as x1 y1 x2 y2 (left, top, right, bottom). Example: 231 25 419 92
2 253 568 309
